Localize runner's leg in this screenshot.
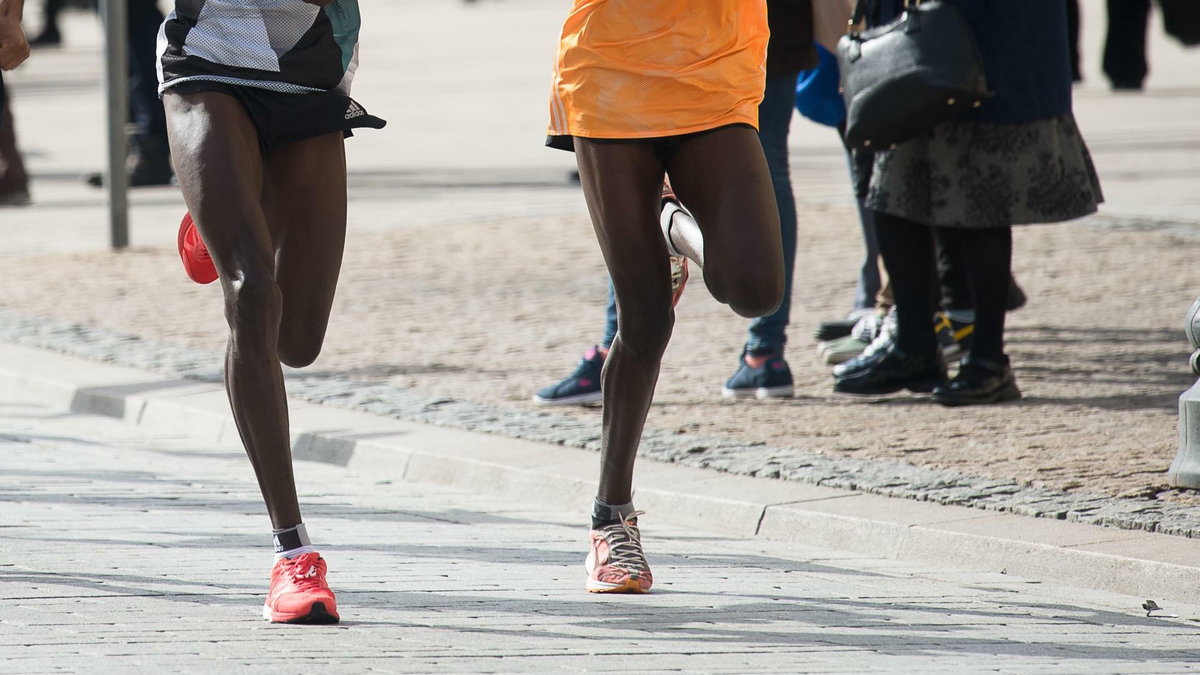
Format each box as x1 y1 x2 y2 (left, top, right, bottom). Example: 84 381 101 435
574 139 671 507
664 126 784 319
165 90 300 530
261 131 348 369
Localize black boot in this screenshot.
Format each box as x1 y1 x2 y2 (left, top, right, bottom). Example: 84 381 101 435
933 355 1022 406
833 344 947 396
86 134 174 188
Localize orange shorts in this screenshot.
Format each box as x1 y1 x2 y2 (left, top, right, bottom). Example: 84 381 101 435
548 0 769 143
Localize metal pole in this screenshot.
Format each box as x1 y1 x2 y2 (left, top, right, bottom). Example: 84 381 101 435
102 0 129 250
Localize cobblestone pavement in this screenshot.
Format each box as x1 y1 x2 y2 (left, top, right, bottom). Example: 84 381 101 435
5 397 1200 673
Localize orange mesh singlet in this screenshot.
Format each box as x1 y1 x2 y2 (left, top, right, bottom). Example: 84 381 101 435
548 0 769 141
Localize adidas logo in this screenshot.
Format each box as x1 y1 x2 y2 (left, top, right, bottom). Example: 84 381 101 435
344 100 365 120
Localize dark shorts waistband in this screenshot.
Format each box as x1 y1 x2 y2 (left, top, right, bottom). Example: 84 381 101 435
167 80 386 153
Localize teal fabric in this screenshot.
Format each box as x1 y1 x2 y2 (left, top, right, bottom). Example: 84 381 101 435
326 0 361 76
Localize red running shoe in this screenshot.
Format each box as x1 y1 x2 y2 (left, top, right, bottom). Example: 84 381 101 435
263 552 340 624
177 212 218 284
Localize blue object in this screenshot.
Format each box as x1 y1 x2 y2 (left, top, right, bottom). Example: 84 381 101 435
794 43 845 128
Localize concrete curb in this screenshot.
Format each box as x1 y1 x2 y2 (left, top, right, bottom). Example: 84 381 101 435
5 341 1200 604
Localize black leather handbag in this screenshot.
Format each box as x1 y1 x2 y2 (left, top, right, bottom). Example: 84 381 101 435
837 0 991 149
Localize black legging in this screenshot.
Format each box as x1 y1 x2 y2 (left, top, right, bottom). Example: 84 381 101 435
1103 0 1152 87
873 211 1013 363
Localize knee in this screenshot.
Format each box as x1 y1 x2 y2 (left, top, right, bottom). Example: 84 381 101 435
616 310 675 359
725 272 785 319
223 271 282 338
706 260 784 318
278 336 322 369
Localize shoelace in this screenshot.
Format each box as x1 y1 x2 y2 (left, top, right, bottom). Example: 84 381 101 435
850 312 882 342
598 511 648 570
860 310 898 358
281 558 326 592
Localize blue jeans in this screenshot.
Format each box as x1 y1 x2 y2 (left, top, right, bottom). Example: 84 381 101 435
853 191 881 312
598 71 802 356
744 70 800 356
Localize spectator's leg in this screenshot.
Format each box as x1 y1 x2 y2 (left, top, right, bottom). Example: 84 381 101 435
1103 0 1152 89
873 211 937 357
0 83 30 201
745 70 800 358
1067 0 1083 82
944 226 1013 363
127 0 172 185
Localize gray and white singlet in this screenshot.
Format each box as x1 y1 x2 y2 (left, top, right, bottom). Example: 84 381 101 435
157 0 361 95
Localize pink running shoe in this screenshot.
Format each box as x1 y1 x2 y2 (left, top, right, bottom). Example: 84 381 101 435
263 552 340 624
585 511 653 593
177 212 218 284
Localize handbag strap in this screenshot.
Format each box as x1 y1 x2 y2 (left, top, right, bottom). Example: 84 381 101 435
848 0 920 37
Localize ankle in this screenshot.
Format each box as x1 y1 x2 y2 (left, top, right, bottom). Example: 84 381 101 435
743 353 771 369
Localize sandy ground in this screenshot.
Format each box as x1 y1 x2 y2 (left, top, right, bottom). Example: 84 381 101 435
3 196 1196 505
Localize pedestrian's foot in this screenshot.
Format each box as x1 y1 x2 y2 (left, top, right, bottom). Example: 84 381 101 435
813 309 872 342
86 149 175 188
932 356 1021 407
933 312 974 364
533 346 605 405
828 309 895 372
177 212 218 284
1110 79 1144 92
833 344 947 396
722 351 794 399
31 27 61 47
263 552 340 624
0 186 31 207
586 511 652 593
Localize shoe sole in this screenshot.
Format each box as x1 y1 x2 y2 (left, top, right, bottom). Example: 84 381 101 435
178 213 219 285
834 375 947 396
262 601 340 624
586 578 651 594
0 193 32 207
824 349 866 365
721 385 795 400
532 391 604 406
814 320 858 342
933 383 1023 407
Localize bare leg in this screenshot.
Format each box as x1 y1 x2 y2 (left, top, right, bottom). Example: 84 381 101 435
576 126 784 505
263 133 347 369
666 126 784 319
575 140 672 506
165 92 346 530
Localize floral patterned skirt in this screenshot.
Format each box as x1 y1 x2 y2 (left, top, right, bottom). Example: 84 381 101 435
860 114 1103 229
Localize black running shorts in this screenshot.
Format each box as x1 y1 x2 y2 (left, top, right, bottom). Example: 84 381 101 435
546 123 755 164
169 80 386 153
